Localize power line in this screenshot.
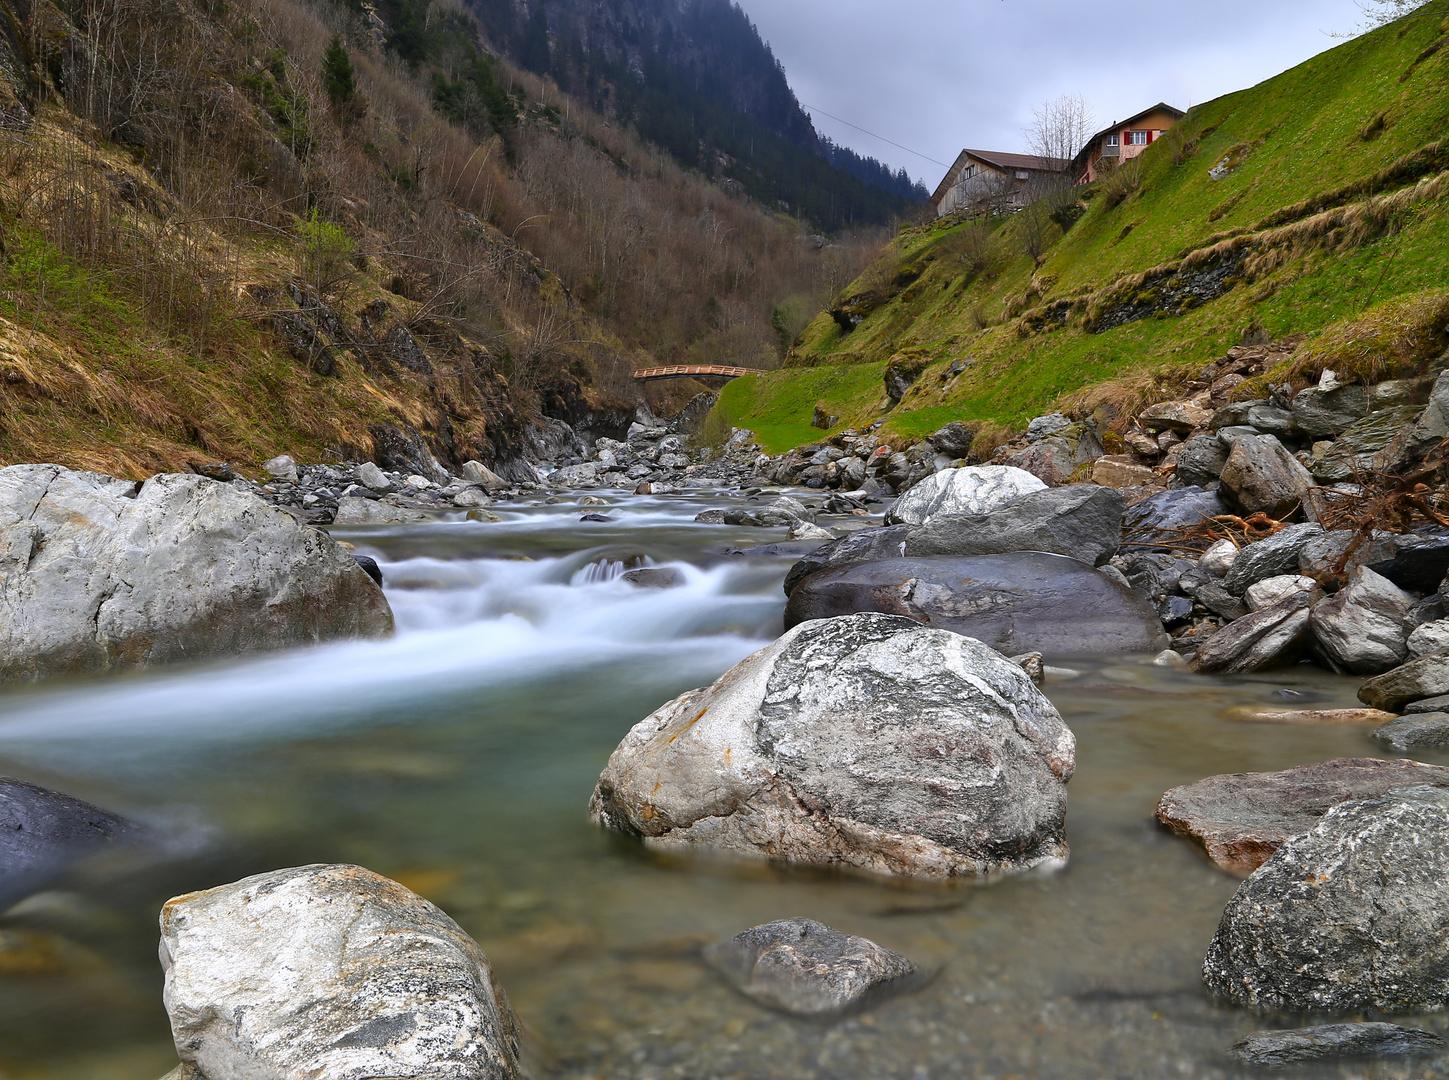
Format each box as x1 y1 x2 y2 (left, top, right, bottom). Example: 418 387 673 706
799 102 951 169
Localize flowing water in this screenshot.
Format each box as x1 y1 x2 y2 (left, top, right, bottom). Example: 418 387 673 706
0 490 1445 1080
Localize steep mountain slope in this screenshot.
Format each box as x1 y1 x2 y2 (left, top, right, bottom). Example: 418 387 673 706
465 0 927 228
0 0 875 475
717 2 1449 451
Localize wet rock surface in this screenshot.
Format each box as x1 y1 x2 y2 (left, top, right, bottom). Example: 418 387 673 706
1156 758 1449 877
903 485 1123 567
784 553 1170 657
1360 653 1449 711
160 864 522 1080
703 918 918 1016
0 778 136 909
884 466 1045 526
1373 712 1449 751
0 466 394 682
1229 1023 1445 1068
1203 785 1449 1013
1190 592 1314 674
1310 566 1413 674
589 612 1076 880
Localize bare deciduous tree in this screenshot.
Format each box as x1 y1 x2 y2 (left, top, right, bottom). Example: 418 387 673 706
1025 94 1094 172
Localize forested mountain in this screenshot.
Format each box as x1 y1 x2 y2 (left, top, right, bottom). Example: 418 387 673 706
462 0 924 229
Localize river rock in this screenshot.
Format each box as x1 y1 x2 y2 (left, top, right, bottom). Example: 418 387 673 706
0 778 136 909
1310 566 1413 674
589 612 1076 880
1376 369 1449 473
885 466 1045 526
1156 758 1449 877
1090 455 1160 490
1025 412 1073 442
902 486 1123 567
782 525 913 598
1409 619 1449 658
1190 592 1313 673
1120 487 1227 547
1222 523 1324 595
1360 653 1449 711
621 568 685 589
1219 434 1314 519
1140 400 1212 434
1243 574 1315 611
1172 435 1229 488
0 467 393 682
160 864 521 1080
263 454 298 483
928 422 975 457
1229 1024 1444 1068
1365 532 1449 593
1203 785 1449 1012
1290 383 1369 439
332 497 428 526
1373 713 1449 752
452 487 492 508
1220 707 1394 725
1309 406 1421 481
356 461 396 493
703 918 917 1016
784 553 1168 657
755 496 811 527
1199 539 1239 577
1245 404 1298 440
1406 693 1449 714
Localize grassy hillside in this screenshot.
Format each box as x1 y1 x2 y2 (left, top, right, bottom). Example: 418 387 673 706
715 2 1449 452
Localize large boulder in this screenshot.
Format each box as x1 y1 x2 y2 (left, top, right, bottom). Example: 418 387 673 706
1376 369 1449 473
703 918 918 1016
0 466 393 681
1202 785 1449 1013
1004 423 1103 486
1218 434 1314 519
1309 566 1414 674
1171 434 1229 488
1156 758 1449 877
903 485 1124 567
160 864 522 1080
1309 406 1421 481
1290 382 1369 439
784 552 1168 656
589 613 1076 880
927 422 975 457
1222 522 1324 595
782 525 913 598
0 777 136 909
1373 713 1449 752
885 466 1044 526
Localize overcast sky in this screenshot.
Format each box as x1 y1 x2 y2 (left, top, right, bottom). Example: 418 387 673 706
736 0 1372 187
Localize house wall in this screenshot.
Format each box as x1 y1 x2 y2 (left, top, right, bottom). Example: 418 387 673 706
1076 108 1182 184
936 160 1008 216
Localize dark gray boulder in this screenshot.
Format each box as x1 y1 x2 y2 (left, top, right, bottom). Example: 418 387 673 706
1229 1024 1444 1068
903 485 1124 567
1373 713 1449 752
589 612 1076 880
621 568 685 589
927 422 975 458
1309 406 1421 481
1190 592 1314 674
1219 433 1314 519
1121 487 1228 548
1203 785 1449 1012
1376 369 1449 473
704 918 918 1016
1171 435 1229 488
1222 522 1324 595
1407 693 1449 714
0 778 136 908
1366 532 1449 593
782 525 913 597
784 552 1168 657
1156 758 1449 877
1289 382 1370 439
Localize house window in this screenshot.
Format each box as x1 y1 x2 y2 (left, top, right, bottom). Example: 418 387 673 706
1106 133 1119 147
963 164 975 179
1128 130 1149 145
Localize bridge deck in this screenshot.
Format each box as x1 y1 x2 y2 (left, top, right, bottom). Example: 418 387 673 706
632 364 758 382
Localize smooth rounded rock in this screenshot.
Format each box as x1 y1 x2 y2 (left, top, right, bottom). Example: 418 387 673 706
1203 785 1449 1012
903 485 1124 567
0 466 393 682
1230 1023 1444 1068
1373 713 1449 752
1360 653 1449 711
0 777 136 909
885 466 1044 526
160 864 522 1080
589 613 1076 880
784 553 1169 657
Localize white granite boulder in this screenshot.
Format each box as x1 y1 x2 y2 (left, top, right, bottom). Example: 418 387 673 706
884 466 1045 526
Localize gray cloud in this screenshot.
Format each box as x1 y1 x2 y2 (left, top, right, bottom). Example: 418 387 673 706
738 0 1367 186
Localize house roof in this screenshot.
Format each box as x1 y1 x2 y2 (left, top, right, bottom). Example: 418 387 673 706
931 148 1069 204
1071 102 1187 169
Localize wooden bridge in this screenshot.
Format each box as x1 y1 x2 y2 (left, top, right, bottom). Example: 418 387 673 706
632 364 759 383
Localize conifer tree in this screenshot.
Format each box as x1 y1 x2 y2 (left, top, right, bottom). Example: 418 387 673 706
321 34 357 111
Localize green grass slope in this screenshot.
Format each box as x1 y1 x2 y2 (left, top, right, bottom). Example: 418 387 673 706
715 3 1449 453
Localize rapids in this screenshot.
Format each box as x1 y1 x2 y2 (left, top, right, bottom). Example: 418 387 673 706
0 489 1441 1079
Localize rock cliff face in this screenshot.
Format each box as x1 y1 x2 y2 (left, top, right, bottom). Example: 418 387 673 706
0 465 393 681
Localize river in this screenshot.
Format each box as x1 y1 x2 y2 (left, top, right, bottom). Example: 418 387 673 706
0 488 1441 1079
